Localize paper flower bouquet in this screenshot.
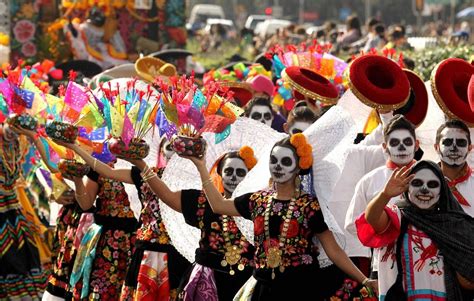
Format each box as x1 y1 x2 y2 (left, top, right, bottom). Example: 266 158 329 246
156 75 243 158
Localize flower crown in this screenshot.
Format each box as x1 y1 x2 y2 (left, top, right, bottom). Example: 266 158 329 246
289 133 313 170
239 146 257 170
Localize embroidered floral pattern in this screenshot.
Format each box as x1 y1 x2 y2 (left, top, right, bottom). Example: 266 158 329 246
248 191 324 269
95 178 135 219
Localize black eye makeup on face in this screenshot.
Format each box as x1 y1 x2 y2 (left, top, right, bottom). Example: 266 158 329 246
236 169 246 177
224 168 234 176
403 138 414 146
270 155 277 164
263 113 272 120
427 180 440 188
281 157 293 166
389 138 400 147
411 179 423 187
251 113 262 120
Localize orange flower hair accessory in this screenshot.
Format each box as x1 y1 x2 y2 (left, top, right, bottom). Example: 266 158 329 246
239 146 257 170
290 133 313 169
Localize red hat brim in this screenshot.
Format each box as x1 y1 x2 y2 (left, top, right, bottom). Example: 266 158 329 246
468 75 474 112
393 70 428 127
349 55 410 110
219 82 254 108
282 66 339 105
431 58 474 126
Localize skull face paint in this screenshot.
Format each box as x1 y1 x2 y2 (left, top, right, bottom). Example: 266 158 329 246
288 121 312 135
437 128 470 167
269 146 298 183
386 129 415 166
249 105 273 127
162 139 175 161
408 168 441 209
221 157 248 195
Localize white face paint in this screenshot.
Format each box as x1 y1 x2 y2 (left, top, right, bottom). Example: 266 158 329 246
438 128 470 167
408 168 441 209
249 105 273 127
269 146 298 183
288 121 312 135
386 129 415 166
162 139 175 161
221 157 248 195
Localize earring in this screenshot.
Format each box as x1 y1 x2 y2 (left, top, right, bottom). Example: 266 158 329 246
294 176 301 197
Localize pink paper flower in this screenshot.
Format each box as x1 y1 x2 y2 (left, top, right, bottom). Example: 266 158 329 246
13 20 36 43
21 41 37 57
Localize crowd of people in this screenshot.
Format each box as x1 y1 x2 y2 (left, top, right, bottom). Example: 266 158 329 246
1 7 474 301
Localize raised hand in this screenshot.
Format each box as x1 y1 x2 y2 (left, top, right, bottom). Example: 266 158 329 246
382 166 415 198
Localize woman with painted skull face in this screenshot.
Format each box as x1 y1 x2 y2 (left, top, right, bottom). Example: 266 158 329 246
138 146 258 300
359 160 474 300
59 135 189 300
245 97 286 133
435 120 474 217
283 106 318 135
184 133 377 300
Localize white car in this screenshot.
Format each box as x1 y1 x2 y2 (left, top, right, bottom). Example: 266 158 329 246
186 4 225 32
254 19 292 39
203 18 237 39
244 15 272 31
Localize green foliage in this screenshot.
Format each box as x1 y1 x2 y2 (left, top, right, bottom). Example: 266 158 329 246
408 44 474 81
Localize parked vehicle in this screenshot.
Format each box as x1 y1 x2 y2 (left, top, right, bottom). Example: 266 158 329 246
254 19 292 39
203 19 238 40
244 15 272 31
186 4 225 33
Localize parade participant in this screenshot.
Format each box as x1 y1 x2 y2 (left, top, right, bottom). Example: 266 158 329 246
283 106 317 135
136 146 258 301
358 160 474 300
435 120 474 217
0 123 56 299
183 133 377 300
345 115 419 276
64 153 137 300
245 97 287 134
60 134 189 301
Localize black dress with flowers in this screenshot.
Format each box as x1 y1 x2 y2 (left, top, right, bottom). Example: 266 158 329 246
72 171 137 301
47 202 84 298
181 189 255 301
121 167 189 300
234 190 328 301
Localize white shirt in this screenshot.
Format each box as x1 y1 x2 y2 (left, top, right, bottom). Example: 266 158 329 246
344 165 405 258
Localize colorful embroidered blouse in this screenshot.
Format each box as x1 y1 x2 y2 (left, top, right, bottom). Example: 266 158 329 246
181 189 255 271
356 205 447 300
234 190 328 271
130 166 170 244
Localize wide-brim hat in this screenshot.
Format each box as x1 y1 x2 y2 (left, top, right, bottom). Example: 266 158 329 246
88 63 138 89
348 54 410 111
431 58 474 126
135 56 177 83
218 81 254 108
281 66 339 105
149 49 193 61
394 69 429 128
55 60 103 78
468 75 474 112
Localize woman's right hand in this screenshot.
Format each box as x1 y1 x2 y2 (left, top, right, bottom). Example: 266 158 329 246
382 165 415 198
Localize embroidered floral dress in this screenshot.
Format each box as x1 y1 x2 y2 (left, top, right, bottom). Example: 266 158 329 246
47 202 84 298
234 190 329 301
121 167 189 301
356 205 447 300
71 171 137 300
180 189 255 301
0 139 47 299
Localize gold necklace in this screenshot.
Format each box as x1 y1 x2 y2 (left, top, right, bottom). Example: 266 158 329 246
264 195 296 279
220 215 246 275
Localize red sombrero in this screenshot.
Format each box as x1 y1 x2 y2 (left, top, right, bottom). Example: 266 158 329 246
431 58 474 126
393 70 428 127
218 81 254 108
349 55 410 111
282 66 339 105
468 75 474 112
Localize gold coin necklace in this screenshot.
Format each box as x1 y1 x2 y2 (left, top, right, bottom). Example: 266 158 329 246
264 196 296 279
220 215 245 275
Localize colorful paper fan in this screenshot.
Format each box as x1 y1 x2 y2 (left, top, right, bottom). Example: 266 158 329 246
93 78 161 159
156 74 243 144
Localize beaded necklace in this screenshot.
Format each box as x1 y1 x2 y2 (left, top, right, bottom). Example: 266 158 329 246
220 215 246 275
264 195 297 279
